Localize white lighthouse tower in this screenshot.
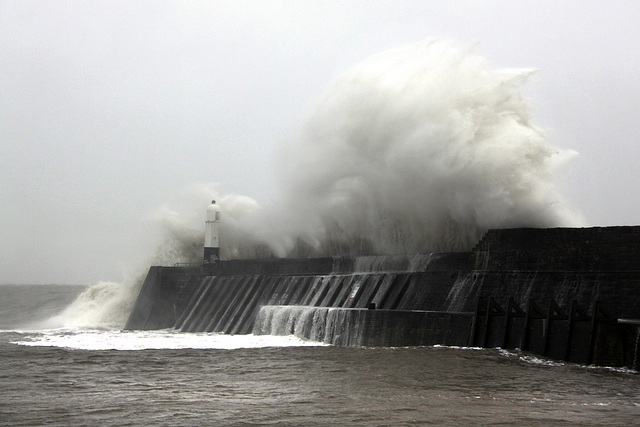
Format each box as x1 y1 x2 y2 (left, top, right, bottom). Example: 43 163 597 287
204 200 221 264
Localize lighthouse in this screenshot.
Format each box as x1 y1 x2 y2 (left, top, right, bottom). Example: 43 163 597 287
204 200 220 264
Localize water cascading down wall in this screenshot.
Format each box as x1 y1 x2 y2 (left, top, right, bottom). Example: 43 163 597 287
125 226 640 368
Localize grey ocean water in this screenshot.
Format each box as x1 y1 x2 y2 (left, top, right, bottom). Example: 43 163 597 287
1 284 639 426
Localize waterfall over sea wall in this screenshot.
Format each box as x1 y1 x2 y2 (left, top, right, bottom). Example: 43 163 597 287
252 306 364 346
251 305 474 347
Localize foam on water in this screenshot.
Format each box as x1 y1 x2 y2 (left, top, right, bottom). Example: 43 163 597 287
11 329 326 351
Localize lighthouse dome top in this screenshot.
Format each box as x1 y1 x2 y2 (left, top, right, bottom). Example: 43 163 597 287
206 200 221 220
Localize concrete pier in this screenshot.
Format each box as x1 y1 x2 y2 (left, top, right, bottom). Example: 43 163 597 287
125 226 640 368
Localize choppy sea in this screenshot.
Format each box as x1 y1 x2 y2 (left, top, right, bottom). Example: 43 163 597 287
1 284 639 426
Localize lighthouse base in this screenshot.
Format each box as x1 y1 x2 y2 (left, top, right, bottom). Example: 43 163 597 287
203 247 220 264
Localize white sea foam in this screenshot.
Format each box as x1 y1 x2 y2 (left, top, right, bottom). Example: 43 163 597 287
11 329 326 351
44 278 144 330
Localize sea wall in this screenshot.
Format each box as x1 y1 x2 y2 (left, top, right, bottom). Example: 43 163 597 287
125 226 640 368
124 268 473 332
473 226 640 271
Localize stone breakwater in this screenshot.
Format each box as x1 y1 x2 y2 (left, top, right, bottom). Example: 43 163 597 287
126 226 640 369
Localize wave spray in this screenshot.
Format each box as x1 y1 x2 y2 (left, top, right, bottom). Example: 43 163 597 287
221 40 583 258
52 40 583 328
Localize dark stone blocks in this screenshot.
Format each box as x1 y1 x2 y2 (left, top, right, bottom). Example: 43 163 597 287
125 226 640 369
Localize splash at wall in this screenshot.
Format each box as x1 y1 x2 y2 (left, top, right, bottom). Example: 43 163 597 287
55 39 584 328
217 39 583 259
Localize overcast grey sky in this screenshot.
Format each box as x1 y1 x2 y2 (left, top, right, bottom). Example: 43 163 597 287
2 1 639 284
